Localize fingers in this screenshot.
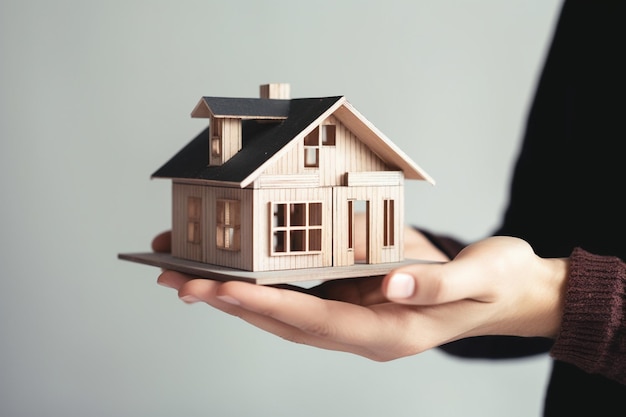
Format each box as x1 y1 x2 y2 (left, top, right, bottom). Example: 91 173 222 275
176 279 384 358
157 270 192 290
214 281 433 359
176 278 243 311
151 235 554 360
158 273 244 312
151 230 172 253
156 273 499 360
214 281 381 345
210 281 498 359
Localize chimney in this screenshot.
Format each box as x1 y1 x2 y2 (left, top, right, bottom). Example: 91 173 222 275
260 83 290 99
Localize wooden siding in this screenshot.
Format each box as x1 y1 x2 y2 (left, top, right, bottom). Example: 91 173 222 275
332 115 389 185
172 182 254 271
261 115 388 186
172 183 205 262
255 173 320 189
346 171 404 187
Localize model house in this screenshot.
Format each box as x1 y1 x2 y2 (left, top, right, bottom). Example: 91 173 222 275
144 83 434 275
119 83 436 284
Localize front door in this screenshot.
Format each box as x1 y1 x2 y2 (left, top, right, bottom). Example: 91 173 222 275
348 199 370 264
332 187 371 267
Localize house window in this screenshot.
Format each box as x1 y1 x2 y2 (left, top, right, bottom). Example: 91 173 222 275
211 137 221 157
272 202 322 254
303 128 319 167
303 124 336 168
216 199 241 251
321 124 336 146
187 197 202 244
383 199 395 247
211 117 222 158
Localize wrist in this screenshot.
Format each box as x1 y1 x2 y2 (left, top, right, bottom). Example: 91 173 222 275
540 257 569 339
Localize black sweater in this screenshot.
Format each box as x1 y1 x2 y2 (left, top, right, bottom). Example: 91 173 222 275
425 1 626 415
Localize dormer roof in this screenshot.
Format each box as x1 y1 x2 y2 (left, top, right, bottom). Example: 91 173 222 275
190 97 290 120
153 96 344 185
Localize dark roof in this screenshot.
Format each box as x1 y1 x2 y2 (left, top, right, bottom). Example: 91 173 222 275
152 96 343 183
196 97 291 118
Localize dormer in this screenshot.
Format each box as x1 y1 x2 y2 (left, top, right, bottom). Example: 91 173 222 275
190 83 291 166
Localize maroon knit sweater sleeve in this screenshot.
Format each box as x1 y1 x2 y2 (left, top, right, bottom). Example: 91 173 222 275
550 248 626 384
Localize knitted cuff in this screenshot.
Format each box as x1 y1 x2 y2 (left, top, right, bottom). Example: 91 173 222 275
550 247 626 384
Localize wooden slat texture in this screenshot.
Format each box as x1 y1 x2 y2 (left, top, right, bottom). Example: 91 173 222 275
346 171 404 186
255 173 320 189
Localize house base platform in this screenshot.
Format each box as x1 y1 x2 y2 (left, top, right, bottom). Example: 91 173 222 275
118 252 441 286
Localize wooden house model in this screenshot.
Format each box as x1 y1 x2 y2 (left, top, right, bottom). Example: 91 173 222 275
120 83 435 284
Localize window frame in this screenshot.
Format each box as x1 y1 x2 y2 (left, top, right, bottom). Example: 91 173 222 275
187 196 202 244
216 199 241 251
271 201 323 255
383 199 395 247
303 124 336 168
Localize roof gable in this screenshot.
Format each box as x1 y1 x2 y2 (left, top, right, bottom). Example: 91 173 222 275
152 94 434 187
332 102 434 183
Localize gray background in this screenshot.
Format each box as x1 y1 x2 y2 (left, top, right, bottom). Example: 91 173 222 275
1 1 563 416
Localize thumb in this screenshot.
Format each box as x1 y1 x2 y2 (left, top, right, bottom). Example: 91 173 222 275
382 262 485 305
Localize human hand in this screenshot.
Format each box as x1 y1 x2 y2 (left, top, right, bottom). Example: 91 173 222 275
153 231 568 361
382 236 568 340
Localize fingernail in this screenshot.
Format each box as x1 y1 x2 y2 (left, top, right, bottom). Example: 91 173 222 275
216 295 240 306
180 294 201 304
387 273 416 299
